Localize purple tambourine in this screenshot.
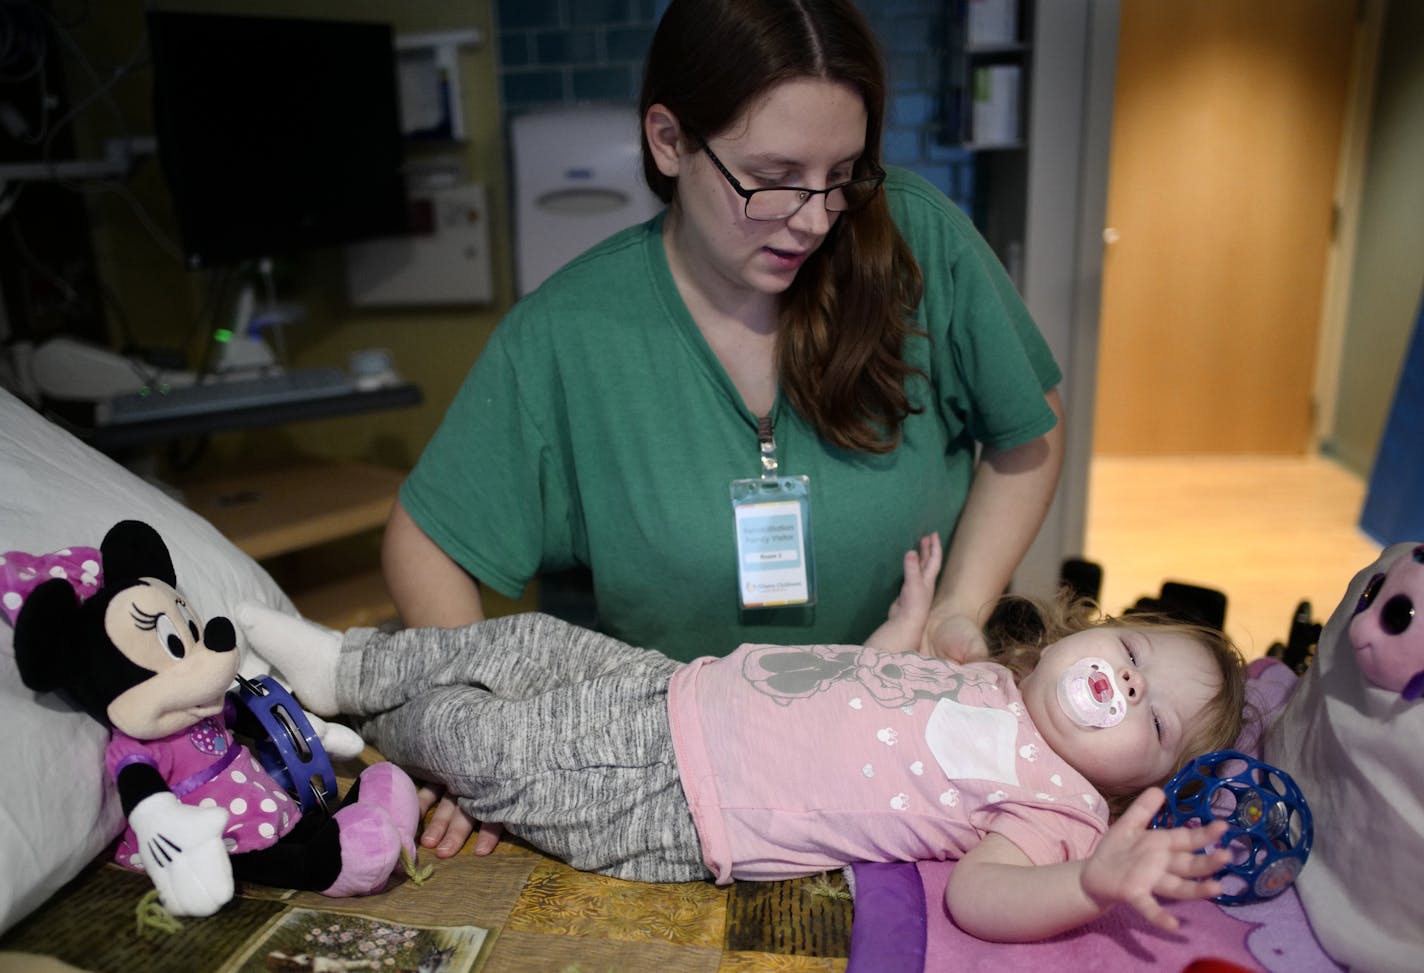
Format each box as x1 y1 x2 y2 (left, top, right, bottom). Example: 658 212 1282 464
234 674 337 814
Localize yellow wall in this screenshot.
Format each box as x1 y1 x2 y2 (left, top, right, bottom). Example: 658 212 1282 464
69 0 509 472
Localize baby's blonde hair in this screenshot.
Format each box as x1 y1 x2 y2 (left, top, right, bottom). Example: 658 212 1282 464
985 590 1250 817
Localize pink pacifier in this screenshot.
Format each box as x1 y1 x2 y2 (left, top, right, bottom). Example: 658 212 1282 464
1056 657 1127 728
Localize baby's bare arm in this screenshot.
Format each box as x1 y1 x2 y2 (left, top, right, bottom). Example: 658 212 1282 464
945 789 1230 941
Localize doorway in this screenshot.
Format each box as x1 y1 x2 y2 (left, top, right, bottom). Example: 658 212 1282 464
1092 0 1358 455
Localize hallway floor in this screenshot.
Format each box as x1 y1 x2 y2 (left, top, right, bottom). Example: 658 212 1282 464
1083 453 1384 660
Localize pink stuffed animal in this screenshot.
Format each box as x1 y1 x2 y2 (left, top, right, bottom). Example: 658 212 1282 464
1349 543 1424 700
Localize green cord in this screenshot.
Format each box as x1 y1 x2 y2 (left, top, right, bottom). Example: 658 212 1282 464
135 890 183 939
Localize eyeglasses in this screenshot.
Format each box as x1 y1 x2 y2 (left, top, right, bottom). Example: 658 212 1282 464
696 138 885 222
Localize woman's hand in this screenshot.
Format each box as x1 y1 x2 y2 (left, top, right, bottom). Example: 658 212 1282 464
1081 787 1231 932
417 784 503 858
921 610 989 662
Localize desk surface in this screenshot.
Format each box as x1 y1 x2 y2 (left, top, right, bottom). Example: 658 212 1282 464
82 382 422 451
181 461 406 561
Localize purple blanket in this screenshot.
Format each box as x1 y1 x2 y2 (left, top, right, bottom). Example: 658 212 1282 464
848 858 1340 972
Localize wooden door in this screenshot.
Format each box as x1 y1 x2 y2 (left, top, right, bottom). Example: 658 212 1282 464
1092 0 1356 454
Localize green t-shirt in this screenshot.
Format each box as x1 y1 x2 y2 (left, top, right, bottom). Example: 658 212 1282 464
401 167 1061 662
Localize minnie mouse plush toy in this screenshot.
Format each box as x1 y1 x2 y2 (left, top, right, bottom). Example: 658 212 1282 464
13 519 421 917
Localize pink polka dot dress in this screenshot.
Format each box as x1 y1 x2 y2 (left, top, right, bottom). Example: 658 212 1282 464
106 700 300 869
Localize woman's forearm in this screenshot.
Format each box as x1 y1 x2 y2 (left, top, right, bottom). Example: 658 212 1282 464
933 387 1066 625
381 499 485 628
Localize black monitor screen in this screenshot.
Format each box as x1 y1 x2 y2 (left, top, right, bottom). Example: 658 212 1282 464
147 11 408 269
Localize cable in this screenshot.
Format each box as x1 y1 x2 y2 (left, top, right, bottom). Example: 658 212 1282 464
78 178 184 263
32 13 187 272
3 3 203 373
5 212 79 306
0 177 23 220
0 2 48 84
39 1 92 33
1 2 52 146
39 12 146 159
4 2 265 396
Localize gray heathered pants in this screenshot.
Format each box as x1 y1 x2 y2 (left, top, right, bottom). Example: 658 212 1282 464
333 612 710 882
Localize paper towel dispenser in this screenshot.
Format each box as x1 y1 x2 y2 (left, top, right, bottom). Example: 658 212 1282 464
511 105 662 295
536 188 630 214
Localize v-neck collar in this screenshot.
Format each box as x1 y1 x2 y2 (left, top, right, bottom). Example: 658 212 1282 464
643 211 785 429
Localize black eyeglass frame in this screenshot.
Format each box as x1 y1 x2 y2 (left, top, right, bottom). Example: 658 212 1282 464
695 137 886 222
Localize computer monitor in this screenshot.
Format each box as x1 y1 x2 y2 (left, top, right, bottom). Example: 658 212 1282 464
146 11 408 270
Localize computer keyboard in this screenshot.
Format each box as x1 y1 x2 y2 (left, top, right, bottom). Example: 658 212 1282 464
102 367 357 425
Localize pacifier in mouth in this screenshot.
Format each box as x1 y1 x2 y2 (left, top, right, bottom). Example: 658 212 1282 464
1056 657 1127 728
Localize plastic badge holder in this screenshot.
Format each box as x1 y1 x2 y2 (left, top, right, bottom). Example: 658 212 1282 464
730 475 816 609
1153 749 1313 905
235 674 337 814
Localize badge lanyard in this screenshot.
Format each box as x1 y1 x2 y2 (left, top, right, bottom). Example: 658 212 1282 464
730 414 816 609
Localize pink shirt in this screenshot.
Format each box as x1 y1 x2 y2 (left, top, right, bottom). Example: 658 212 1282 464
667 643 1109 883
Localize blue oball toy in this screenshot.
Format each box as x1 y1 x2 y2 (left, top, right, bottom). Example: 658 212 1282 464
1153 749 1313 905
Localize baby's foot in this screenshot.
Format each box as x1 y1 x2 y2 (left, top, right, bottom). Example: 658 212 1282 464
236 601 342 715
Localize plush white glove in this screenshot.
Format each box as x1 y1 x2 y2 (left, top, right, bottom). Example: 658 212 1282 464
128 791 233 917
307 712 365 760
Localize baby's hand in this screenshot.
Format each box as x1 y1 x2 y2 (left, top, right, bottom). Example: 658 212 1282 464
886 533 942 631
866 534 944 654
1081 787 1231 931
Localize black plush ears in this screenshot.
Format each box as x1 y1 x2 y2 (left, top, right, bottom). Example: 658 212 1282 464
13 578 83 694
101 520 176 590
13 519 177 722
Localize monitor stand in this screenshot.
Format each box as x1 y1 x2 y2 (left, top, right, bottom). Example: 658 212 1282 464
212 256 305 375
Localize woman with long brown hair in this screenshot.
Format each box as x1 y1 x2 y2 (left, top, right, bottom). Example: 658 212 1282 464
383 0 1064 856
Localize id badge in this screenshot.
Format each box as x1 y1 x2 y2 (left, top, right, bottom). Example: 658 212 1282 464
730 475 816 609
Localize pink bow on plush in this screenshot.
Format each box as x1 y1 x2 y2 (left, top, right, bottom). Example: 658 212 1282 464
0 547 103 627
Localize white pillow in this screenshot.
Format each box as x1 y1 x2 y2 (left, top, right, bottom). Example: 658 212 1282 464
0 388 294 934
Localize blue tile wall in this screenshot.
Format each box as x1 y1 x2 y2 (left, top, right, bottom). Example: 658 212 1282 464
494 0 973 208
